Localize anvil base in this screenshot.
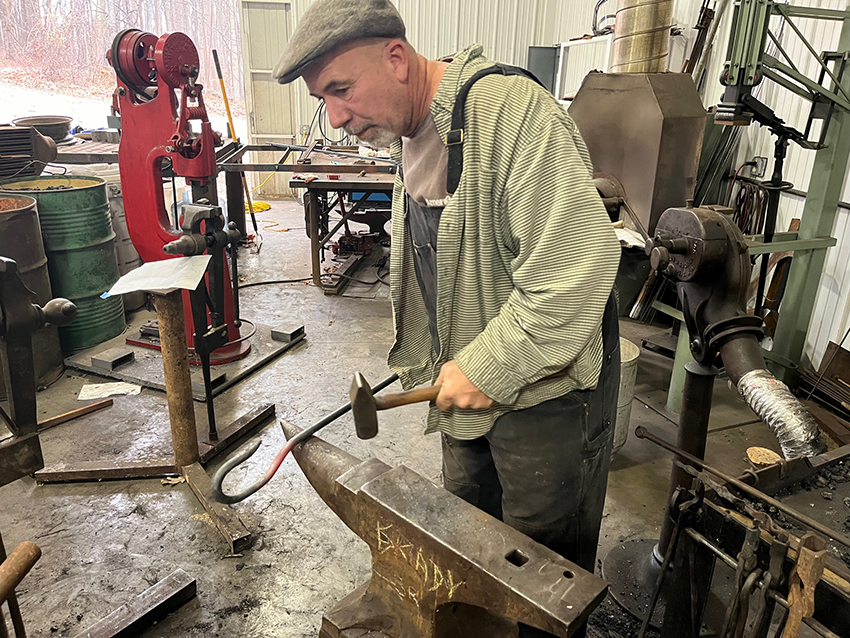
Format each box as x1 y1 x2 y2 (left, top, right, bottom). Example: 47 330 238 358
320 581 521 638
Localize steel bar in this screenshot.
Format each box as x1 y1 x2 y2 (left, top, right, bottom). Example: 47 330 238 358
183 463 251 553
684 528 738 569
153 292 200 469
775 6 850 104
198 403 275 464
33 459 178 484
71 569 196 638
778 5 850 21
218 163 394 174
0 542 40 606
693 0 730 84
266 142 398 165
636 426 850 548
746 237 837 255
767 31 811 94
763 56 850 111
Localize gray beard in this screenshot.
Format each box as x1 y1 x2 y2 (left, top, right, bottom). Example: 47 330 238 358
356 127 400 149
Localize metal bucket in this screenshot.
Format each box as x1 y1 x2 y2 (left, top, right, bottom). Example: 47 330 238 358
0 194 64 395
613 338 641 455
66 165 145 311
0 176 125 350
11 116 73 144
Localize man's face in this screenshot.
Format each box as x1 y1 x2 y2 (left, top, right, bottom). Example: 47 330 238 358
303 39 412 148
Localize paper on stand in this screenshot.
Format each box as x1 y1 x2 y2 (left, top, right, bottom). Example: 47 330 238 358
103 255 211 297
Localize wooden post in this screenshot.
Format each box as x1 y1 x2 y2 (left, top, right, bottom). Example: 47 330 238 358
153 291 200 469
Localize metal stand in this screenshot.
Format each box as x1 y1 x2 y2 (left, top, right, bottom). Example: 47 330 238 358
602 361 718 625
34 291 270 552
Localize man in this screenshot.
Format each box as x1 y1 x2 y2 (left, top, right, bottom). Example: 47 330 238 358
274 0 621 626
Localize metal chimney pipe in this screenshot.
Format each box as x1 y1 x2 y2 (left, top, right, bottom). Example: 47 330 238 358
611 0 674 73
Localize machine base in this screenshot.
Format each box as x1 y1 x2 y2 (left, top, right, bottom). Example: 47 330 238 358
319 581 521 638
601 538 665 628
65 313 305 401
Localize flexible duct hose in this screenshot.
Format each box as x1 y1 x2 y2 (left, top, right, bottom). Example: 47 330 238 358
737 369 827 459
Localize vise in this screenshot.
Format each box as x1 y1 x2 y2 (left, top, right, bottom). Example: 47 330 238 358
280 419 606 637
108 29 246 363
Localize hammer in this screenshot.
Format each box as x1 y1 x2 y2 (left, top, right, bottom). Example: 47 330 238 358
350 372 440 439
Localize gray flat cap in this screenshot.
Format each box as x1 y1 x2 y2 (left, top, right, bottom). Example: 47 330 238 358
273 0 406 84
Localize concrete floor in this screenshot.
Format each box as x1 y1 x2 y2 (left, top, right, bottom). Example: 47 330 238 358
0 200 787 637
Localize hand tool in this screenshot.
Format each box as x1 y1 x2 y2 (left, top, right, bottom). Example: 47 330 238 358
635 426 850 548
747 528 788 638
279 418 607 637
211 373 399 504
782 532 827 638
721 523 761 638
350 372 440 439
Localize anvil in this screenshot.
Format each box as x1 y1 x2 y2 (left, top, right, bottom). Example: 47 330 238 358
280 419 607 637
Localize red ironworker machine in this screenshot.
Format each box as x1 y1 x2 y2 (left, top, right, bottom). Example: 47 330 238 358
107 29 248 366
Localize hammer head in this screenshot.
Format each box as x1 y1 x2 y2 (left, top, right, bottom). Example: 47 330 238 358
350 372 378 440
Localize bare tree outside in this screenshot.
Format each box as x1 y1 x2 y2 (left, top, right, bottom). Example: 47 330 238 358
0 0 246 119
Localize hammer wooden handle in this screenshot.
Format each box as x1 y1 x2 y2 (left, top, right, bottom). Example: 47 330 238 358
374 385 441 410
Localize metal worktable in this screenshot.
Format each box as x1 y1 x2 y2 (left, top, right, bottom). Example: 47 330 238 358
289 173 395 287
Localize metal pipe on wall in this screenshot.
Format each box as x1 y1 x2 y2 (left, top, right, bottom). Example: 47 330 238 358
611 0 674 73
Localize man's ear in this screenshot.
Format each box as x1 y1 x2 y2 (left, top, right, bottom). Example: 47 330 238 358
384 39 410 83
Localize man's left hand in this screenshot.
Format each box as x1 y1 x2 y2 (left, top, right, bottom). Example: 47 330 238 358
435 361 494 411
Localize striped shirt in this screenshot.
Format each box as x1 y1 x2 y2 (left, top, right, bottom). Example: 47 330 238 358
387 45 621 440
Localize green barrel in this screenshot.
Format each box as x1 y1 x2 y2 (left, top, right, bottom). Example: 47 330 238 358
0 194 64 395
0 176 125 350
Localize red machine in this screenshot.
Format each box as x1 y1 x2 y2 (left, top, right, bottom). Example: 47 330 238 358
108 29 248 363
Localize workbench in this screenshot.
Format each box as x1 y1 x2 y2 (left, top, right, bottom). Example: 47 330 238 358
289 173 395 288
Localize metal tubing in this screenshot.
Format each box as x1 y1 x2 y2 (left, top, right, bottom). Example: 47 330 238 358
611 0 674 72
636 426 850 549
684 528 738 569
153 292 200 469
0 542 40 606
658 362 717 555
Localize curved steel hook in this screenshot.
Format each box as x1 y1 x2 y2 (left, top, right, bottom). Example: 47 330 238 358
211 372 400 504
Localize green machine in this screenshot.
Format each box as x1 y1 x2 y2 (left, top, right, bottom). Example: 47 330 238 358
717 0 850 382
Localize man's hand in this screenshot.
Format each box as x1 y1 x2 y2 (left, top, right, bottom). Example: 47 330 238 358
435 360 494 411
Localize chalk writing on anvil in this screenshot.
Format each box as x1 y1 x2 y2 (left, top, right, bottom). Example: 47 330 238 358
376 521 466 601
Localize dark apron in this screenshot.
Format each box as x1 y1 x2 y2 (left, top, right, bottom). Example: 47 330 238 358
405 193 443 357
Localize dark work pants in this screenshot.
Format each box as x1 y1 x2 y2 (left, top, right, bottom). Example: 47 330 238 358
441 294 620 636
